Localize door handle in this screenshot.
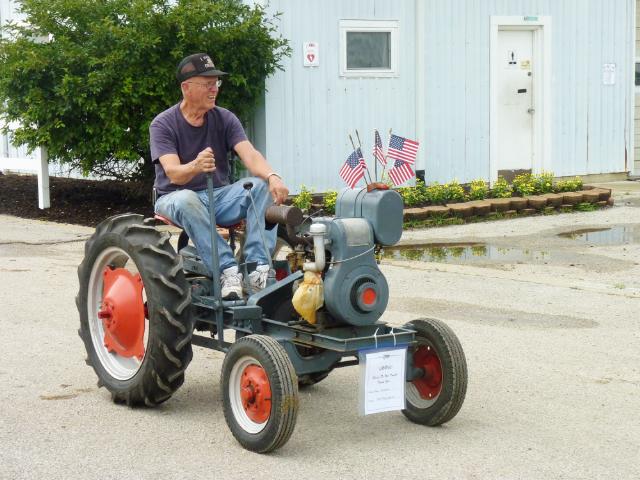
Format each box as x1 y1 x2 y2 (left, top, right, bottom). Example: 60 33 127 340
527 108 535 114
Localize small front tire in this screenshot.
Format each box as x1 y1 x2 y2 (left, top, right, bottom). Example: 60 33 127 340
402 318 467 426
221 335 299 453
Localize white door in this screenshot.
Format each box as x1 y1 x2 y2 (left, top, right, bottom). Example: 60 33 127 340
497 29 535 173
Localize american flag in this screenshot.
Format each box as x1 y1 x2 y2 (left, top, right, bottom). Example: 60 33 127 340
388 159 415 186
387 134 419 165
373 130 386 166
356 147 367 168
339 150 365 188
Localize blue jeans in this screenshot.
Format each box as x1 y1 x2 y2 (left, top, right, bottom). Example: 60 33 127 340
155 177 277 275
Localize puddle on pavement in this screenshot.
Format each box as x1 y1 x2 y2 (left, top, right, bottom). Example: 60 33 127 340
383 242 552 264
557 226 640 245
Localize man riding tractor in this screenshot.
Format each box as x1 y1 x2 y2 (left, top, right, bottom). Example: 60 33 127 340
150 52 289 299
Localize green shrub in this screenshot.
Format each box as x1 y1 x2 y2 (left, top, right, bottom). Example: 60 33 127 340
533 171 554 194
491 176 512 198
0 0 291 180
512 173 536 196
292 185 313 211
469 179 489 200
323 190 338 214
426 182 448 204
444 179 466 202
398 179 428 207
415 178 429 202
555 176 583 192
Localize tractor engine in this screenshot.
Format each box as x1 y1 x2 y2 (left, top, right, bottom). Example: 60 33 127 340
308 187 403 327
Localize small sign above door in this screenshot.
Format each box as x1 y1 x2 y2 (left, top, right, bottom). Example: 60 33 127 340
303 42 319 67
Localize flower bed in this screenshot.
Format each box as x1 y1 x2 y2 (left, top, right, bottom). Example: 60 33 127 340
402 186 613 222
290 173 613 226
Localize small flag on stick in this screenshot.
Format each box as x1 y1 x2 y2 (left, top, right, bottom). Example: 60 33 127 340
339 150 365 188
373 130 386 167
388 134 419 165
356 147 366 166
388 159 415 186
353 131 372 184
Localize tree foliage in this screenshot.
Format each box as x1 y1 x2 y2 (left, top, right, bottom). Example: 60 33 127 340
0 0 290 180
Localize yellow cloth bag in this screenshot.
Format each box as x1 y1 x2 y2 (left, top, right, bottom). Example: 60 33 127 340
292 271 324 324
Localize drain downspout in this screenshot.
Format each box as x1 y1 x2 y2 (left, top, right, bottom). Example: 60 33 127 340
415 0 426 176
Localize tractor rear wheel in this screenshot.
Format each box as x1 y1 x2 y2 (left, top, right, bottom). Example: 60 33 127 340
221 335 299 453
402 318 467 426
77 214 193 406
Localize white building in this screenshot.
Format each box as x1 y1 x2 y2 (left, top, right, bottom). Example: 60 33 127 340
254 0 637 191
1 0 638 197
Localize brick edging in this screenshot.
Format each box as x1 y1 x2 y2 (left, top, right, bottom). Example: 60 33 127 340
403 187 613 222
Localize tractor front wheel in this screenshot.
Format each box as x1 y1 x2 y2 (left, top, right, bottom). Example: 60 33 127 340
402 318 467 426
77 214 193 406
221 335 299 453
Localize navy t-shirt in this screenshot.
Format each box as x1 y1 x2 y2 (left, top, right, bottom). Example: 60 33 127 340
150 104 248 194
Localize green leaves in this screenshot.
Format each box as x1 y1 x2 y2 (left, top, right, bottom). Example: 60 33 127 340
0 0 290 180
512 173 536 196
491 176 513 198
323 190 338 214
468 179 488 200
292 185 313 212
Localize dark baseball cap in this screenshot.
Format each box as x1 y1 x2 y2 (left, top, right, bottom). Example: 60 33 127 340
176 53 227 83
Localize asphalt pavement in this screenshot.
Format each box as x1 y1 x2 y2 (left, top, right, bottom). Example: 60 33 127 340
1 181 639 480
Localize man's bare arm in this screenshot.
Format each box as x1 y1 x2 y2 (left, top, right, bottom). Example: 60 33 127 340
234 140 289 204
158 148 216 185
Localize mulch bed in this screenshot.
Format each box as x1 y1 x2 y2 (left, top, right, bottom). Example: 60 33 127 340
0 173 153 227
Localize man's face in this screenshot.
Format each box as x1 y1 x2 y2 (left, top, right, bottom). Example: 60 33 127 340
183 75 220 109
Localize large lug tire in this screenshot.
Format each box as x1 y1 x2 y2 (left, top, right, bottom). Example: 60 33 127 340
402 318 467 426
221 335 299 453
76 214 193 407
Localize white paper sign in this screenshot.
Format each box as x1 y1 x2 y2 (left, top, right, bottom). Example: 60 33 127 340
303 42 319 67
359 347 406 415
603 63 616 85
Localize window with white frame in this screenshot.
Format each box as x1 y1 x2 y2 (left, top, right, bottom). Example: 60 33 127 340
339 20 399 77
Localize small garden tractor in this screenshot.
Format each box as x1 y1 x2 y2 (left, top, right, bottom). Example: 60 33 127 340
77 178 468 453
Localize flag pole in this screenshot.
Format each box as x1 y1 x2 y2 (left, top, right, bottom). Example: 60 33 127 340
373 129 378 182
379 128 392 182
354 130 373 184
349 133 369 185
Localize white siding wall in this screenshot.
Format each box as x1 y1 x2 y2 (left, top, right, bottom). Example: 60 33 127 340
259 0 417 192
260 0 634 191
422 0 633 182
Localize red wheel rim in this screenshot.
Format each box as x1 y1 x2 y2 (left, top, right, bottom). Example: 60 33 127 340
240 365 272 423
412 344 443 400
98 267 145 360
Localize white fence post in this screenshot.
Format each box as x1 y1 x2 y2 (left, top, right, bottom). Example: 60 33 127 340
37 146 50 209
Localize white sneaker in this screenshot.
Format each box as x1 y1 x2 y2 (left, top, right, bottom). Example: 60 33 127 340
220 266 243 300
248 264 271 291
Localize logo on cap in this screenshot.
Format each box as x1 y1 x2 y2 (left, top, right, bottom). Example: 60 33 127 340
201 55 215 69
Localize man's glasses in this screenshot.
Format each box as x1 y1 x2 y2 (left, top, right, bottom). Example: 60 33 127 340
186 79 223 89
